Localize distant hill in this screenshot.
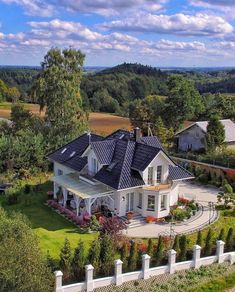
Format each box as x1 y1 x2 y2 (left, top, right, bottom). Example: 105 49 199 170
81 63 169 114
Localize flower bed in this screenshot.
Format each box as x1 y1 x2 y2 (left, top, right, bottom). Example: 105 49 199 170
170 198 199 222
47 200 85 226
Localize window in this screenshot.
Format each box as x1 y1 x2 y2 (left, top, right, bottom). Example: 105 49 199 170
160 195 167 211
157 166 162 183
138 193 142 209
70 151 76 157
147 195 155 211
61 148 67 154
57 169 63 176
91 158 98 174
148 167 154 185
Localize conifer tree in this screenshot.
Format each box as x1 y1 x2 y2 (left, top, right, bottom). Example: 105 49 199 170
128 242 138 271
204 229 213 256
196 230 203 247
226 228 234 252
71 240 86 281
59 238 71 280
155 236 164 265
88 239 101 278
218 228 225 242
120 242 129 272
100 233 114 276
172 235 180 254
179 235 187 261
147 238 154 258
46 251 57 272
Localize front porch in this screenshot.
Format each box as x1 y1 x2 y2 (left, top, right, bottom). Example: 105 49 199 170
51 173 115 217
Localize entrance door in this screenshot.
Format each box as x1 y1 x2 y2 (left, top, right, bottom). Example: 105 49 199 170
126 192 134 212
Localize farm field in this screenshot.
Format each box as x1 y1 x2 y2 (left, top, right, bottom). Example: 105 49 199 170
0 102 131 135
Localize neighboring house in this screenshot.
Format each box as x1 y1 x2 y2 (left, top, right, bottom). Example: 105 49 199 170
175 119 235 152
47 128 193 219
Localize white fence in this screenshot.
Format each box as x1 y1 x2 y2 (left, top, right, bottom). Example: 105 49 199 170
55 240 235 292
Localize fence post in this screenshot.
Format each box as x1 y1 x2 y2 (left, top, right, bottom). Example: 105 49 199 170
54 271 63 292
216 240 225 264
168 249 176 274
193 245 201 269
115 259 123 286
142 254 151 279
85 264 94 292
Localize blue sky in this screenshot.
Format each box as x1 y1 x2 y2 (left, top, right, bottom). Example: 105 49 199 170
1 0 235 66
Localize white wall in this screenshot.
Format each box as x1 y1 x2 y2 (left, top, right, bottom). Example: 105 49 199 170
169 182 179 206
178 125 205 151
142 152 174 185
87 149 102 176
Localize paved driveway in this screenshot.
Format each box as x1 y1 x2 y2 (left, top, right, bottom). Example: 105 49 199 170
125 182 219 238
179 181 219 205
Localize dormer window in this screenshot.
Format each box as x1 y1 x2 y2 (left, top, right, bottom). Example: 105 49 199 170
148 167 154 185
157 166 162 183
70 151 76 157
61 148 67 154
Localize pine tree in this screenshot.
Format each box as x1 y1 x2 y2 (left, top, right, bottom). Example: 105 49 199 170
88 239 101 278
155 236 164 265
206 115 225 152
172 235 180 254
179 235 187 261
71 240 86 281
120 242 129 272
226 228 234 252
147 238 153 258
46 251 57 272
196 230 203 247
59 238 71 280
218 228 225 242
100 233 114 276
128 242 138 271
204 229 213 256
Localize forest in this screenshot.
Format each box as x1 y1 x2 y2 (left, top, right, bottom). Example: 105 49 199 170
0 63 235 118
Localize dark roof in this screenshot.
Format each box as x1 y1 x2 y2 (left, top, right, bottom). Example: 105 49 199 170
131 143 161 171
105 129 132 141
90 140 116 165
48 128 192 190
47 133 103 171
139 136 162 149
168 165 194 181
94 140 145 189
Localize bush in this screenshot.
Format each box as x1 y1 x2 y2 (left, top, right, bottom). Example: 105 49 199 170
89 215 100 231
172 208 188 221
197 173 209 184
5 187 20 205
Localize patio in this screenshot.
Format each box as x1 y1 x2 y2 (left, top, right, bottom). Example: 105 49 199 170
51 173 115 217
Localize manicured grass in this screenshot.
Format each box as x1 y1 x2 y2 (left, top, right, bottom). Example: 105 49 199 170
0 173 96 259
189 270 235 292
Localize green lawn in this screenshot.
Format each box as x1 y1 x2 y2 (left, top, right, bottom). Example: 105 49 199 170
0 174 96 259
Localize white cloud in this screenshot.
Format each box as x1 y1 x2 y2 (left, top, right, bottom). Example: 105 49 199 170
1 0 54 16
0 0 166 17
101 12 233 36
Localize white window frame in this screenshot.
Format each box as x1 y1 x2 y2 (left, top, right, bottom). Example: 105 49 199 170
147 195 155 211
160 195 167 211
148 167 154 185
157 165 162 184
138 193 142 209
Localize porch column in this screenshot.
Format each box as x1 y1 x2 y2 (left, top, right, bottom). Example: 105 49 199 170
62 188 67 206
74 196 81 216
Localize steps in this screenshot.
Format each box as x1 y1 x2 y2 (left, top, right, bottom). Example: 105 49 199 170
120 213 146 229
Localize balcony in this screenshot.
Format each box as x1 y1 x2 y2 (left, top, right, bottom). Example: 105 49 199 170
143 181 171 191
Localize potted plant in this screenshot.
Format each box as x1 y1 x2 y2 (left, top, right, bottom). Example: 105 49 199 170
127 211 134 220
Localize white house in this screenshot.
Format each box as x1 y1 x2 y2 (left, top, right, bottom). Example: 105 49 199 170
175 119 235 152
47 128 193 220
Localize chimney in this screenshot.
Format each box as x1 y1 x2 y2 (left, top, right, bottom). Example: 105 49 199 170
134 127 141 141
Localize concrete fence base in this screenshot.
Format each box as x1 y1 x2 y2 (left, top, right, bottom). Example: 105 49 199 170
55 240 235 292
